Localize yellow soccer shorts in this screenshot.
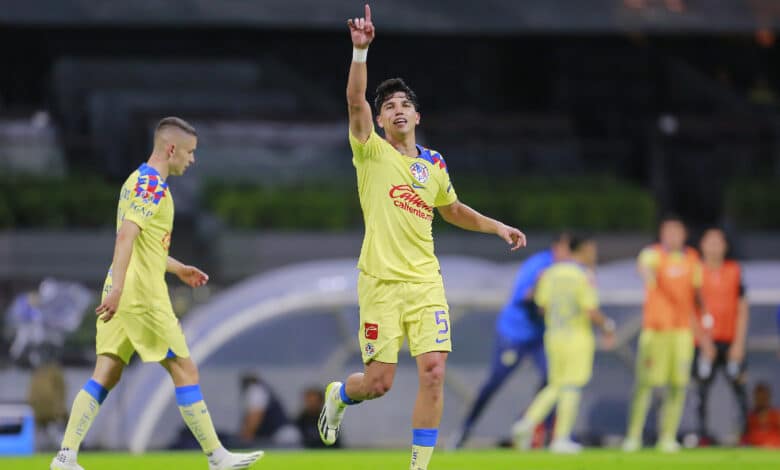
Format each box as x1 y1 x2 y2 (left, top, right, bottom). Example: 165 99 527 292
636 329 694 387
545 331 595 387
96 304 190 364
357 272 451 364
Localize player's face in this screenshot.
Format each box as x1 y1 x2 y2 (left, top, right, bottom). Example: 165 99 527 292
660 221 686 251
552 237 571 261
168 134 197 176
700 229 727 261
377 92 420 138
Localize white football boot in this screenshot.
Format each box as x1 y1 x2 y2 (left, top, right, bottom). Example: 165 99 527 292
318 381 347 445
550 438 583 454
50 449 84 470
208 448 264 470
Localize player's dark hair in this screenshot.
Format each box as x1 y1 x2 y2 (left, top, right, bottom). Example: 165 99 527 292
554 231 571 244
374 78 420 113
156 116 197 137
659 213 685 228
568 233 593 252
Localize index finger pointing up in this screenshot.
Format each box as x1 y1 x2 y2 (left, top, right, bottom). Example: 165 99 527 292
365 4 371 22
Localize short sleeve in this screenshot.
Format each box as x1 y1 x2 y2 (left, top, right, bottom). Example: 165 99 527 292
534 272 551 309
638 247 660 272
692 261 703 288
579 272 599 311
431 152 457 207
349 128 385 164
123 175 165 230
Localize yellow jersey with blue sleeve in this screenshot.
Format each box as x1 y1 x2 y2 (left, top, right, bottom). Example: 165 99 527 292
97 163 189 364
535 261 599 386
350 128 457 282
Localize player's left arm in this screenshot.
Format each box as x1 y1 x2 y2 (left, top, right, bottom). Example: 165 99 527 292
588 309 616 350
729 280 749 363
167 256 209 288
437 200 526 251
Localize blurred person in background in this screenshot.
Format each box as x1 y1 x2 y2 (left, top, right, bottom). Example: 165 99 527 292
5 278 92 367
512 234 616 454
742 383 780 448
51 117 262 470
451 233 570 449
237 373 299 447
318 6 526 470
27 362 67 450
295 386 341 449
623 216 715 453
694 228 749 444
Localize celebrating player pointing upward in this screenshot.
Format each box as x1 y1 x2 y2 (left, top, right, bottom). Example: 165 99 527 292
319 5 526 470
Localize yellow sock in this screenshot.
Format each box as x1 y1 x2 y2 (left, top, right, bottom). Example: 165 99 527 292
411 429 437 470
410 445 435 470
627 384 652 441
176 385 221 454
553 387 581 441
659 386 686 442
61 379 108 451
524 385 559 426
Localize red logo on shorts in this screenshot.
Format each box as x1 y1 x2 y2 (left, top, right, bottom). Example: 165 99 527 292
364 323 379 340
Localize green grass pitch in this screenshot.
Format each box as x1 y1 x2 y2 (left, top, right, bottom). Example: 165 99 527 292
4 449 780 470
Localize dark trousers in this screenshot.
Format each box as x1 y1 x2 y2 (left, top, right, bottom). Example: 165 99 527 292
693 341 748 438
456 334 548 447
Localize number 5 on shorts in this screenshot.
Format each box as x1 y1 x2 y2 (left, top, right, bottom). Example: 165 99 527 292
435 310 449 343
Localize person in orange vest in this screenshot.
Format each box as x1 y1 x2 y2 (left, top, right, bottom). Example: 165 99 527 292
623 216 716 453
694 228 749 443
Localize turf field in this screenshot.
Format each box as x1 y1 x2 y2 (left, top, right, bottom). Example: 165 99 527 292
4 449 780 470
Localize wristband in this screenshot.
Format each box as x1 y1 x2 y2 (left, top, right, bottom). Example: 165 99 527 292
353 47 368 63
603 318 616 333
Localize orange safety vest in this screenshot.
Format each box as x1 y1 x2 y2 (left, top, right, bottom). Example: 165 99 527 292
642 245 700 331
700 260 742 343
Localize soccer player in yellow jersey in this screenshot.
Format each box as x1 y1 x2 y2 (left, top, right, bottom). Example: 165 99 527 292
511 234 615 454
51 118 263 470
318 5 527 470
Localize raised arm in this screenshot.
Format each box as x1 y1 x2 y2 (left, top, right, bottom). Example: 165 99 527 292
437 200 527 251
346 4 375 143
95 220 140 322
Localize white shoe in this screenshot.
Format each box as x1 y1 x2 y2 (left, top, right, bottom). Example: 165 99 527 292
657 439 681 453
51 449 84 470
511 419 533 450
622 437 641 452
318 381 347 446
208 449 264 470
550 438 583 454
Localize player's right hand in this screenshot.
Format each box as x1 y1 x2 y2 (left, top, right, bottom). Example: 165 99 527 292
601 331 616 350
96 288 122 322
348 4 375 49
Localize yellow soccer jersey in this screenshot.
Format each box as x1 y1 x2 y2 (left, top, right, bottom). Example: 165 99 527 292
350 129 458 281
102 163 174 312
535 262 599 335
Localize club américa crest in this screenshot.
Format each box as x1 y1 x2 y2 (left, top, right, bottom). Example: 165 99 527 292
409 162 430 184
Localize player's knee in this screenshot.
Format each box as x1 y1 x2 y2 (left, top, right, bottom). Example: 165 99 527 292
419 360 446 390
